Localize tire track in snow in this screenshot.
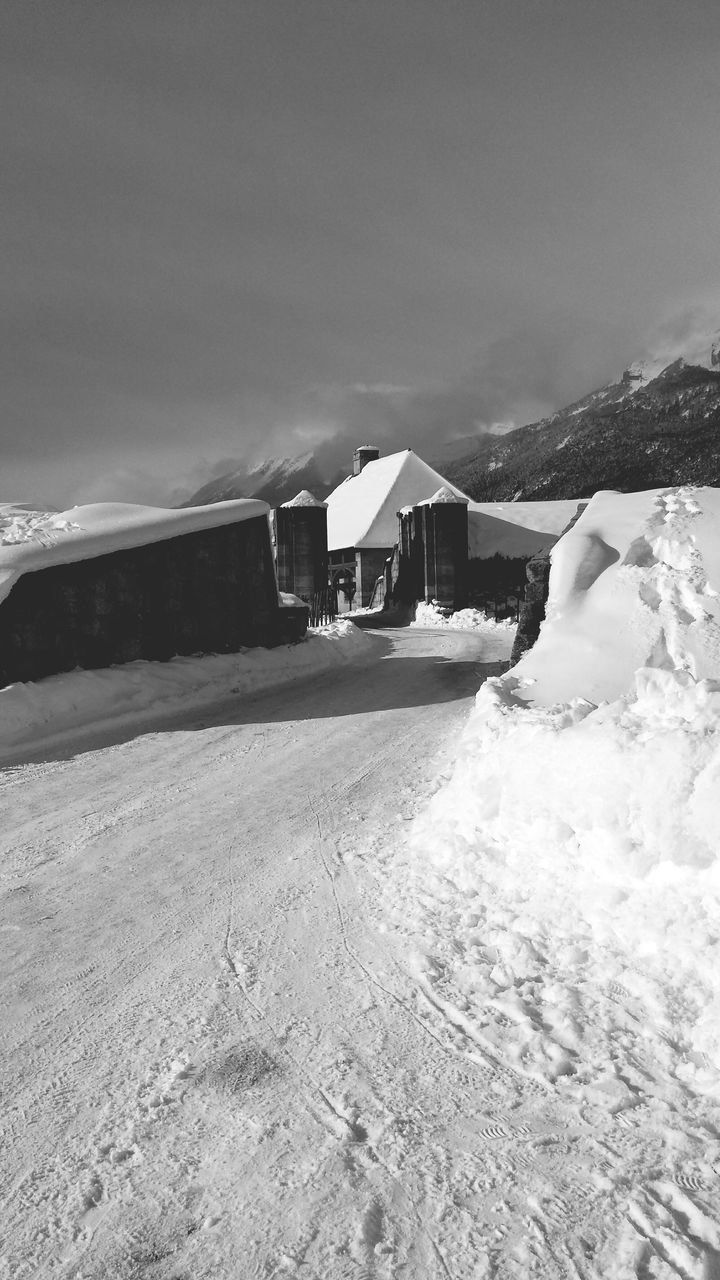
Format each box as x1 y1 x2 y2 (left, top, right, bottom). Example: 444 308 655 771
221 833 456 1280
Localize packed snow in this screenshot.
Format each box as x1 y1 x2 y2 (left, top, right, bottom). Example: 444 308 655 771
0 619 371 763
5 483 720 1276
0 499 269 606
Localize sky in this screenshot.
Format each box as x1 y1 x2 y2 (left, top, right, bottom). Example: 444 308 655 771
3 0 720 508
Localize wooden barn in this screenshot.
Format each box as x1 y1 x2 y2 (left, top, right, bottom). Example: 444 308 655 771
0 499 293 687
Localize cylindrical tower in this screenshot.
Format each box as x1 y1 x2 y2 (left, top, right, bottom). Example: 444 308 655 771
419 487 469 609
274 490 328 601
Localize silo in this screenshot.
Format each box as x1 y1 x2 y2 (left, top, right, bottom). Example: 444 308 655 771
419 487 469 609
274 490 328 601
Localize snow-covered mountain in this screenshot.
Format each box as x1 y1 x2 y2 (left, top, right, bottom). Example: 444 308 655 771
444 331 720 501
183 330 720 509
183 453 343 509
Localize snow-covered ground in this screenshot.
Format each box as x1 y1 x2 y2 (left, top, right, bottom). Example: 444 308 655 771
0 620 371 764
375 485 720 1276
0 622 511 1280
3 483 720 1278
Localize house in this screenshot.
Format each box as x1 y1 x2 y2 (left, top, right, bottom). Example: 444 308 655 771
325 446 471 608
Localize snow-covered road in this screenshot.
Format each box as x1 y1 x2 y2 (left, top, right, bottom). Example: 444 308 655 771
4 613 719 1280
2 624 514 1279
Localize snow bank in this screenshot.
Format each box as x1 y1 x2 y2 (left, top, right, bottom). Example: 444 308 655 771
412 602 516 650
0 499 269 606
391 487 720 1089
0 620 372 761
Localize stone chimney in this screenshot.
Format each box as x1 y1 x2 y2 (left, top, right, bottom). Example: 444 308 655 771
353 444 380 476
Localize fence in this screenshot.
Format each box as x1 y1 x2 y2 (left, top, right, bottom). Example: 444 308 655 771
308 585 338 627
469 591 523 623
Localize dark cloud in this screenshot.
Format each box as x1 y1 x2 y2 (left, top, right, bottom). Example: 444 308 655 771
2 0 720 505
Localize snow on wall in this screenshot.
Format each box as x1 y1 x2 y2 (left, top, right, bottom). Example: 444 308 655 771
0 499 269 607
0 511 279 687
392 485 720 1084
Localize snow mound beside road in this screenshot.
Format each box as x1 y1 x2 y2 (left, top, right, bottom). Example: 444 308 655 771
412 600 516 634
0 619 372 761
392 487 720 1096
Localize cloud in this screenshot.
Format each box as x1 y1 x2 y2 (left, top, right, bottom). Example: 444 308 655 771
304 312 625 469
641 293 720 369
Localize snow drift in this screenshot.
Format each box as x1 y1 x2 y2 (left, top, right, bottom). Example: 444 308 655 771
0 620 373 762
399 486 720 1087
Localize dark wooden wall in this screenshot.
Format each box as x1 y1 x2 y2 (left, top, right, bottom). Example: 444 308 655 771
275 506 328 601
0 515 279 686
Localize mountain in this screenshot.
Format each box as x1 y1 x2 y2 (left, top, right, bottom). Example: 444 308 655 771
183 453 343 509
442 351 720 502
183 333 720 509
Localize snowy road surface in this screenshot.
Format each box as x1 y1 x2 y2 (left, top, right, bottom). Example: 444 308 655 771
2 620 718 1278
2 624 507 1279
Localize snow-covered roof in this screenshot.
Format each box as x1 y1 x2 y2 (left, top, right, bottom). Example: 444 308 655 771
467 498 582 559
419 486 470 506
468 498 580 535
0 499 269 607
325 450 471 550
281 490 327 508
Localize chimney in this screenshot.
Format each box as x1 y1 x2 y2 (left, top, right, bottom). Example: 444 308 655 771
353 444 380 476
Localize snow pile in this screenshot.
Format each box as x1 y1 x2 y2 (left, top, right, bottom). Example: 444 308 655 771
389 487 720 1092
0 504 79 546
412 600 516 644
0 619 372 760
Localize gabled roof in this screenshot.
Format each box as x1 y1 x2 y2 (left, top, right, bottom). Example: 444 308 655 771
325 449 471 550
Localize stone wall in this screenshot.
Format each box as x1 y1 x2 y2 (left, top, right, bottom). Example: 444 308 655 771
0 514 279 686
510 502 588 666
510 551 552 665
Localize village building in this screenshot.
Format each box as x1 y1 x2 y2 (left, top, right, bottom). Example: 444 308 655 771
325 446 471 608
